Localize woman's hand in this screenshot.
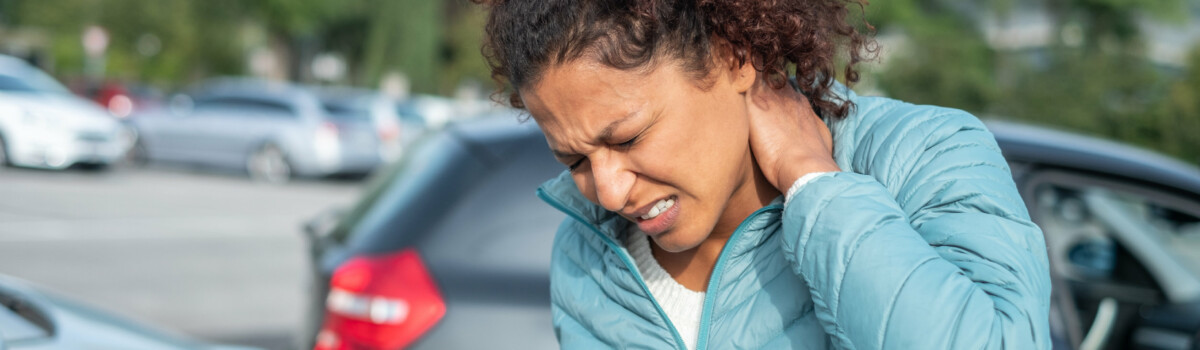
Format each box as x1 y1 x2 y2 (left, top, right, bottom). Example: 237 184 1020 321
746 78 841 192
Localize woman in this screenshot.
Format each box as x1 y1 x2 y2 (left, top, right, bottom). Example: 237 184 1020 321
477 0 1051 349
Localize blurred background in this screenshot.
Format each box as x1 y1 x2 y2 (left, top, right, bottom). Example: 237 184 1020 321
0 0 1197 350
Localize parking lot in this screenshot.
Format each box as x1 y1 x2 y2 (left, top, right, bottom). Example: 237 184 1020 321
0 165 361 349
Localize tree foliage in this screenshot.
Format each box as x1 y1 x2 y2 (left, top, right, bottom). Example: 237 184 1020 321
864 0 1198 164
1 0 490 95
3 0 1197 163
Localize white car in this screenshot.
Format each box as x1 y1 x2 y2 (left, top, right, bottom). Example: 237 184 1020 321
0 55 128 170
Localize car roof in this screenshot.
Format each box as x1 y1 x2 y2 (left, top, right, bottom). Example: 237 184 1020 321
190 77 314 101
986 120 1200 196
444 109 544 161
435 116 1200 197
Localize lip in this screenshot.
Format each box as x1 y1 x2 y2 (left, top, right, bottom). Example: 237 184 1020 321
624 197 670 220
631 196 679 236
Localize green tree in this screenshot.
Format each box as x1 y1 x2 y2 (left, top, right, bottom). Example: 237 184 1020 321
864 0 1196 164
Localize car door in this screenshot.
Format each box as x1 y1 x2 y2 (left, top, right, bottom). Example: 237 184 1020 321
187 95 299 169
1019 169 1200 350
140 106 212 163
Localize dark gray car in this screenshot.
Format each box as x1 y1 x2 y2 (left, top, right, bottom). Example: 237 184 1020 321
300 115 1200 350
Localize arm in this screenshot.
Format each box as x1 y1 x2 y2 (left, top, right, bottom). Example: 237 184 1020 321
780 111 1052 349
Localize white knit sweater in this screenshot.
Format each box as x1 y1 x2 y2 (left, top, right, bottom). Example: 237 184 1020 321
626 232 706 350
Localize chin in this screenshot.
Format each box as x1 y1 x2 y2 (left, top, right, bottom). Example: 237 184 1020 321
650 233 703 253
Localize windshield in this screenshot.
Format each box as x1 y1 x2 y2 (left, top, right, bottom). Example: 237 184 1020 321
0 66 71 95
322 102 371 122
1089 189 1200 279
1034 178 1200 299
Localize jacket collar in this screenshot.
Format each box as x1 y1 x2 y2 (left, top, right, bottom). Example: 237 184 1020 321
537 170 631 240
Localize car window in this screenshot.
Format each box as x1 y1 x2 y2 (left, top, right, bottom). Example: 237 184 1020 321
418 136 565 274
322 102 371 122
0 75 38 93
337 130 485 248
0 70 70 95
192 96 297 118
395 102 428 126
1028 170 1200 301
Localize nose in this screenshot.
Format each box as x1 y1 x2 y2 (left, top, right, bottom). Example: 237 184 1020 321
589 152 635 212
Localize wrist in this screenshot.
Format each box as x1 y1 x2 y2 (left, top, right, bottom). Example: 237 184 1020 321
776 158 840 191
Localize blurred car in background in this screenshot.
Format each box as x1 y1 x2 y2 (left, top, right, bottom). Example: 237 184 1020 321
0 273 258 350
393 94 502 139
0 54 129 170
128 78 397 183
392 96 436 147
299 115 1200 350
311 86 403 167
82 80 167 120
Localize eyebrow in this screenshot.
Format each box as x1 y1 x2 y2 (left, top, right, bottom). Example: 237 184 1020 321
550 110 641 159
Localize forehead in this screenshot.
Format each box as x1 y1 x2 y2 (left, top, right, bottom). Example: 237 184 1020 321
523 60 654 130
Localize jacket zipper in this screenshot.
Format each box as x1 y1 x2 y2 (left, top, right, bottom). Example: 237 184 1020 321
695 203 783 350
537 188 689 350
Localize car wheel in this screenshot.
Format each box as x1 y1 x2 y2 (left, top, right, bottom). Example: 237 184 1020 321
248 144 291 184
0 134 9 168
124 138 149 167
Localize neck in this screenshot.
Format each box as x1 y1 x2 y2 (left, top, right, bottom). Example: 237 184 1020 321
649 159 780 291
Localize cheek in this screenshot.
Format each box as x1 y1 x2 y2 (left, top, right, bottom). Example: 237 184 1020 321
673 102 751 202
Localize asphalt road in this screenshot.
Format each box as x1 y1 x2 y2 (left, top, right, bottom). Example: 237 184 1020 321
0 164 362 349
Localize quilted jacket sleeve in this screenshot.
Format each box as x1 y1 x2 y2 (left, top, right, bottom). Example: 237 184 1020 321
780 108 1052 349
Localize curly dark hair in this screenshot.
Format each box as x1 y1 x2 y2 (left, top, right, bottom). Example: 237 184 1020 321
475 0 875 120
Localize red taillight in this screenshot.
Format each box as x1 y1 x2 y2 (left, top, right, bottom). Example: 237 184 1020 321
314 249 445 350
319 122 340 138
378 124 400 142
107 94 134 118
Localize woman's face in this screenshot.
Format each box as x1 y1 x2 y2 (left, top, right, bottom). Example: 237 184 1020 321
521 58 765 252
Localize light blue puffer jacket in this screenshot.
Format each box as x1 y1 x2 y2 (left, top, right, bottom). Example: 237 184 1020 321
536 87 1053 349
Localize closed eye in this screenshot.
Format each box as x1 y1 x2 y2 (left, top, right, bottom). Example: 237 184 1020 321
613 135 639 150
568 158 586 172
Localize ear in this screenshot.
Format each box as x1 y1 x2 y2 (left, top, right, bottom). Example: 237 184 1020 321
730 58 756 94
709 37 757 94
710 40 758 94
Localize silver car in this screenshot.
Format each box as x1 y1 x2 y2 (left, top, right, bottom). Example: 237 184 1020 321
130 79 391 183
0 55 128 170
312 87 404 168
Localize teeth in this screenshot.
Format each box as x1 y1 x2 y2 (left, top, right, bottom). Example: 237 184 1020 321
639 198 675 220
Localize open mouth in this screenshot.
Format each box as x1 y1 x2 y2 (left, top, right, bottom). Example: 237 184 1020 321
639 197 675 220
636 196 679 236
